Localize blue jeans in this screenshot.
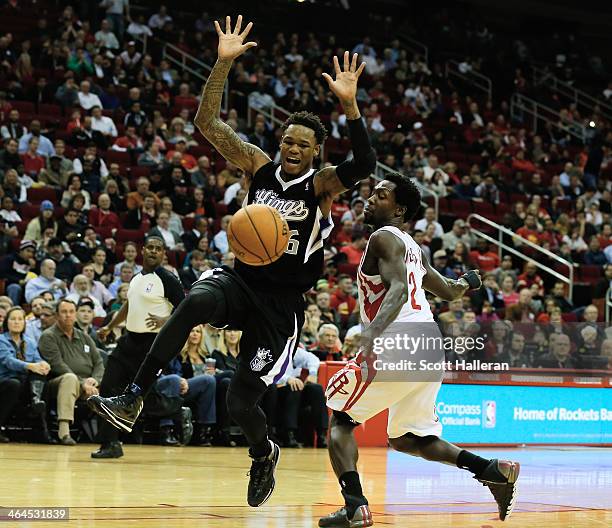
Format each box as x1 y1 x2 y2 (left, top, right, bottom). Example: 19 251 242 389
6 283 22 306
156 374 216 426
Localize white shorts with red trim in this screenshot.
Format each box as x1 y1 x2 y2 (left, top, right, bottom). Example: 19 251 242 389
325 359 443 439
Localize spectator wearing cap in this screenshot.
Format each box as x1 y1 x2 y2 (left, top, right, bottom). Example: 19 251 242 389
39 299 104 445
166 139 197 172
24 259 67 303
23 200 58 242
339 232 367 266
39 150 72 188
45 237 79 283
469 239 500 273
170 178 195 216
75 297 107 354
120 41 142 71
0 240 36 305
66 275 107 317
432 249 457 279
414 207 444 238
340 197 367 223
18 120 55 157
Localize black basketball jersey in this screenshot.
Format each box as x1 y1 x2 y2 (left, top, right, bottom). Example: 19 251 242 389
235 161 333 293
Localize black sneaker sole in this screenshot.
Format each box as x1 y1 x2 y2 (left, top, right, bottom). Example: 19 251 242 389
249 442 281 507
88 397 134 433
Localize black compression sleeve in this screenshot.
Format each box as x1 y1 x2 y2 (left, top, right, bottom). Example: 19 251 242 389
335 117 377 188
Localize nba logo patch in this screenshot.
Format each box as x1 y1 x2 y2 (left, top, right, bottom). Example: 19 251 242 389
145 283 154 293
483 401 496 428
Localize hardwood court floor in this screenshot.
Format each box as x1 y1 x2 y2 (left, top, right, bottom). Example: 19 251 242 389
0 444 610 527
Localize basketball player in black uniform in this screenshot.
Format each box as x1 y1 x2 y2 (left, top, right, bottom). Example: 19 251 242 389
88 15 376 507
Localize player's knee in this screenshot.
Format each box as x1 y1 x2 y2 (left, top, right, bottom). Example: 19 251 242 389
388 433 420 455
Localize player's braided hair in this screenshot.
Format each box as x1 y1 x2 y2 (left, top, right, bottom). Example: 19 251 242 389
282 111 328 144
385 172 422 222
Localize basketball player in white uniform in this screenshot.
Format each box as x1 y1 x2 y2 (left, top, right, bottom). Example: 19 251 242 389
320 174 520 528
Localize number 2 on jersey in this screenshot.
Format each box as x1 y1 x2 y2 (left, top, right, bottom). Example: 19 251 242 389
408 272 422 310
285 229 299 255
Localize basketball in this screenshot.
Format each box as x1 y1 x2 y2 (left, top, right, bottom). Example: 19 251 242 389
227 204 290 266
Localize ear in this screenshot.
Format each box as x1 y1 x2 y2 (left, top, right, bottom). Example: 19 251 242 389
313 144 320 158
396 205 407 219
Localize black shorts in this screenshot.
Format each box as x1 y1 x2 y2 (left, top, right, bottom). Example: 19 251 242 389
192 266 305 386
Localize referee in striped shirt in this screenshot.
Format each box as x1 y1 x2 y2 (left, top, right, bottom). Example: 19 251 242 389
91 236 185 458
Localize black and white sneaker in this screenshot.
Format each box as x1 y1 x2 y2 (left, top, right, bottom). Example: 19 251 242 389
87 391 143 433
476 459 520 521
247 440 280 507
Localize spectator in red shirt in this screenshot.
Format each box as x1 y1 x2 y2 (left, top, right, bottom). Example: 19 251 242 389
516 213 541 245
332 219 354 247
469 239 500 272
511 149 537 173
21 136 45 177
330 274 357 328
166 138 197 172
112 125 144 153
88 193 121 230
340 232 367 266
516 262 544 293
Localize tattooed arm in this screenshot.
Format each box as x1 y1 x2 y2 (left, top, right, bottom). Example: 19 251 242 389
194 15 270 176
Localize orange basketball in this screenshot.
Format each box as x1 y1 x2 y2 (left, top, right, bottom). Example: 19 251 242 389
227 204 290 266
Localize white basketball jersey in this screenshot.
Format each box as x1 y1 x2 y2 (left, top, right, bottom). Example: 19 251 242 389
358 225 434 325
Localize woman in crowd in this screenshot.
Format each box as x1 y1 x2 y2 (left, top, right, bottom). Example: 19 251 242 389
2 169 27 203
0 307 54 443
104 179 127 212
159 197 184 235
157 325 217 446
61 174 91 209
24 201 57 242
448 241 471 276
208 329 242 447
500 274 519 306
92 247 112 285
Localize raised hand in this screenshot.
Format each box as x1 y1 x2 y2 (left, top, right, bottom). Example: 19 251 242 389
214 15 257 61
322 51 366 104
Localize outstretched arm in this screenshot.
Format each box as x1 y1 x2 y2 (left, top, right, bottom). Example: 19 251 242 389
421 250 481 300
314 52 377 199
194 15 270 176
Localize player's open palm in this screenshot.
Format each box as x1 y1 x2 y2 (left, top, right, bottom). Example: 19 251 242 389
215 15 257 61
323 51 366 102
